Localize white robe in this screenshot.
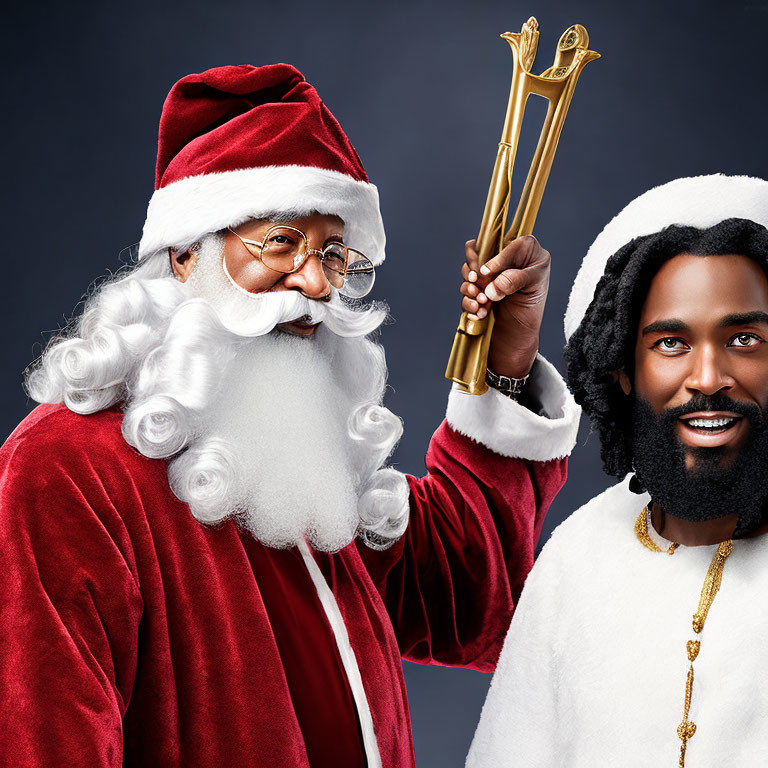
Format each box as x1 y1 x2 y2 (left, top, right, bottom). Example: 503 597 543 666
466 476 768 767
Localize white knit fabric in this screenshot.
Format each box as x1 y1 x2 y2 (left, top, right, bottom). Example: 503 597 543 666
466 477 768 767
139 164 386 265
565 174 768 341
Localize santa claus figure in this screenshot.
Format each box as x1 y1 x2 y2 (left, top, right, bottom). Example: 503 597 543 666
467 174 768 767
1 65 579 767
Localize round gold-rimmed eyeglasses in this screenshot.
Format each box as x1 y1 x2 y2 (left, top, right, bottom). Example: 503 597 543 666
227 224 376 298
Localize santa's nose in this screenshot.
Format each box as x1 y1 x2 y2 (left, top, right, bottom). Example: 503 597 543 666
282 254 332 300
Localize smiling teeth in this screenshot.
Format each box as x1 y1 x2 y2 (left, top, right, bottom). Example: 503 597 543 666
686 417 735 429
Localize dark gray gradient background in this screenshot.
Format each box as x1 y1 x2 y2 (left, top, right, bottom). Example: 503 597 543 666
5 1 768 764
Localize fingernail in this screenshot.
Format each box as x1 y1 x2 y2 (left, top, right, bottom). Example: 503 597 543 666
485 285 499 300
477 307 487 319
477 293 487 303
468 270 477 282
480 265 491 275
467 313 478 321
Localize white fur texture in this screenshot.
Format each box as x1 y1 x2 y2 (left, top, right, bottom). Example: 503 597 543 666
139 164 386 265
445 356 580 461
565 174 768 341
466 477 768 767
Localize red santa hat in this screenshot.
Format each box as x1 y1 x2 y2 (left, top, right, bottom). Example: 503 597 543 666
565 174 768 341
138 64 386 265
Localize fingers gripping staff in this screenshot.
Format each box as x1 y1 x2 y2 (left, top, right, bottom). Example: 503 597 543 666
445 17 599 394
460 234 551 383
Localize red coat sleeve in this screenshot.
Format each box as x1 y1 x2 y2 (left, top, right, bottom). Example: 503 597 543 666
358 357 579 672
0 406 144 767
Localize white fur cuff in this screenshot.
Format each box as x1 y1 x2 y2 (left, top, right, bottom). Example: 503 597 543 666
445 355 580 461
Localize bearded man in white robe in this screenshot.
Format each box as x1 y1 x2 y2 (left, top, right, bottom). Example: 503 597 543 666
467 174 768 768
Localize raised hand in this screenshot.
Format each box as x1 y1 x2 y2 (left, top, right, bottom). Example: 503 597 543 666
460 234 551 379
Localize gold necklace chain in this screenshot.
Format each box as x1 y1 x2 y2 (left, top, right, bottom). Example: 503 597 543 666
634 508 733 767
634 505 680 555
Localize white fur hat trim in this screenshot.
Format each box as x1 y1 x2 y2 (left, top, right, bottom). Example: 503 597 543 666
564 174 768 341
138 164 386 265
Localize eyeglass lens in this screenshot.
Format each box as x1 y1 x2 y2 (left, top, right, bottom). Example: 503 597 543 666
259 227 375 297
342 256 376 298
260 228 307 273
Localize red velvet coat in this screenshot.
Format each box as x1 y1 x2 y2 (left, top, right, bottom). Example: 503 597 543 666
0 402 568 767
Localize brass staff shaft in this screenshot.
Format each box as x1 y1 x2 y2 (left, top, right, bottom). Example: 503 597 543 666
445 18 599 395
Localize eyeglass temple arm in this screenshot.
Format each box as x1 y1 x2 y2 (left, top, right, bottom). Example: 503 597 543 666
227 226 263 248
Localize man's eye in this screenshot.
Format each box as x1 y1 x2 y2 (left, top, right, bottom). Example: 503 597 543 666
656 337 687 352
729 332 763 348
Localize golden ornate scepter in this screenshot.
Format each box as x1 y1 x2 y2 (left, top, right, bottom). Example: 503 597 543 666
445 18 599 394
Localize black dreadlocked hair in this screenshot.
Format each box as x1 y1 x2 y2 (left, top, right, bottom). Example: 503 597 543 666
564 217 768 480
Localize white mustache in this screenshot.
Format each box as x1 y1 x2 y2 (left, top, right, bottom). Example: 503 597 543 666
172 289 386 342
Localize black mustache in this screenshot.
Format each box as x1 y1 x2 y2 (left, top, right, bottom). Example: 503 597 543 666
660 393 761 423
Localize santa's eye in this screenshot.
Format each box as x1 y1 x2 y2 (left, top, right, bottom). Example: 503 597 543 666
729 332 764 348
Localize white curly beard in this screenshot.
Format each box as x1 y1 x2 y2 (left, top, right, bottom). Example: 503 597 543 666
157 233 409 551
196 330 369 551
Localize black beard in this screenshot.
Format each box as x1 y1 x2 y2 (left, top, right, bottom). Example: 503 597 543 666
630 394 768 536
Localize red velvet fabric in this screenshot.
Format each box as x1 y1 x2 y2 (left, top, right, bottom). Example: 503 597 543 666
156 64 369 189
0 404 566 766
245 545 366 767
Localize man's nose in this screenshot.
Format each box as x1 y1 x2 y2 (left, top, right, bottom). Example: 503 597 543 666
685 345 734 396
282 254 331 299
